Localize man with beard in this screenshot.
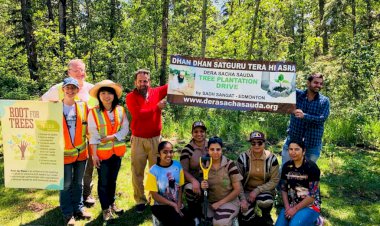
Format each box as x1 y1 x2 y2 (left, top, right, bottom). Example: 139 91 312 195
126 69 168 213
281 73 330 164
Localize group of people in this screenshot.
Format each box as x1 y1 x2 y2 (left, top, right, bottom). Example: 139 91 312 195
43 58 330 226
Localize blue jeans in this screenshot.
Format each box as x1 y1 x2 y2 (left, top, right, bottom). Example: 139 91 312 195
97 154 122 210
275 207 319 226
60 160 87 217
281 136 322 166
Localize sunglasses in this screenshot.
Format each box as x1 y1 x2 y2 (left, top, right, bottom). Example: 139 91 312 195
251 141 264 146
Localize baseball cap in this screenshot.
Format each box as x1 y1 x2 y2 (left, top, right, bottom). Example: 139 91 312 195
192 121 207 131
62 77 79 88
248 131 266 142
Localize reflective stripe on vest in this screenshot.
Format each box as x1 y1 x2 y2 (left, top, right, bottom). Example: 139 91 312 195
63 102 88 164
92 106 126 160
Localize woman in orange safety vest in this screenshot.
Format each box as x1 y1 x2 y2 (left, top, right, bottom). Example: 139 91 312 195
60 77 91 225
88 80 129 221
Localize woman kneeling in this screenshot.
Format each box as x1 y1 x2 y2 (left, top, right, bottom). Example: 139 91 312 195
200 137 242 226
275 141 321 226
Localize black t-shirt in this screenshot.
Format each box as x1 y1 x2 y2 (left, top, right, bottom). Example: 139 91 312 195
281 158 321 212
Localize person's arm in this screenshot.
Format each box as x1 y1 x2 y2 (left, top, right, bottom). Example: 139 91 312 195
113 108 129 141
303 97 330 123
87 111 101 145
158 84 168 100
180 145 201 194
235 156 248 210
286 196 315 218
180 156 201 195
41 84 60 101
126 94 161 120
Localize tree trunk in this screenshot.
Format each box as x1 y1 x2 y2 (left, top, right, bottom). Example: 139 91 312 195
351 0 356 37
58 0 67 53
85 0 95 81
153 0 159 70
108 0 117 79
247 0 261 60
364 0 373 42
319 0 328 55
71 0 78 57
20 0 38 81
47 0 54 21
160 0 169 86
200 0 207 57
300 9 305 66
110 0 116 40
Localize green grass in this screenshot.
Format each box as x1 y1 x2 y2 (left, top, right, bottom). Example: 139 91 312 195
0 142 379 226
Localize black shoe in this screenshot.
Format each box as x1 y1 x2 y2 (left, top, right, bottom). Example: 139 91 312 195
135 203 146 213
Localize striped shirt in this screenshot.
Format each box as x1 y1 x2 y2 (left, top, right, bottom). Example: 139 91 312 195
287 89 330 148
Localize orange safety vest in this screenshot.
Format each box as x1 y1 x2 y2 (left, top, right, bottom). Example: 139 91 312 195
63 102 88 164
91 106 126 160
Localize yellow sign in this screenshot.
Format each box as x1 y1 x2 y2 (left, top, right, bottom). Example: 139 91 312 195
0 100 64 190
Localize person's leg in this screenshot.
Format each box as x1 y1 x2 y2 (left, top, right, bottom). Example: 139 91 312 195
107 155 122 207
147 136 161 168
60 163 74 218
239 201 256 226
256 192 274 225
184 183 202 220
131 136 149 204
305 144 322 163
281 136 291 166
151 205 183 225
274 208 289 226
72 160 87 213
212 200 240 226
83 151 94 204
97 158 111 210
289 208 319 226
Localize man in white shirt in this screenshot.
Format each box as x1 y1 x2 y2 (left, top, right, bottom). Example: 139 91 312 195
42 59 97 206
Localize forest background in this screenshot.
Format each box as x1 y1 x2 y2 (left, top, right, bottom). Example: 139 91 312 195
0 0 379 225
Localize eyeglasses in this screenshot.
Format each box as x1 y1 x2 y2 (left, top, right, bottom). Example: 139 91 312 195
251 141 264 146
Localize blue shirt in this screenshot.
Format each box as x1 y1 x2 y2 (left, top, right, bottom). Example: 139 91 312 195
287 89 330 148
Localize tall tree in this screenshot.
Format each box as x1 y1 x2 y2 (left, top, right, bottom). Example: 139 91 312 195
20 0 38 80
160 0 169 85
319 0 328 54
247 0 260 59
46 0 54 21
201 0 207 57
58 0 66 53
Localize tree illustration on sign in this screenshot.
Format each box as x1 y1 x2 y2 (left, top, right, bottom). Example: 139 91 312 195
9 134 37 160
273 74 290 92
18 140 28 160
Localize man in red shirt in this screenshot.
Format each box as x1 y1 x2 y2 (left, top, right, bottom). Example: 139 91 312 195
126 69 168 213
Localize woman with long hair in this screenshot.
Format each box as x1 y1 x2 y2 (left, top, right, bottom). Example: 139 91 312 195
146 141 194 226
88 80 129 221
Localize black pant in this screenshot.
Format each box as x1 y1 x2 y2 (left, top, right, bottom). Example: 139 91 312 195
151 205 194 226
97 154 121 210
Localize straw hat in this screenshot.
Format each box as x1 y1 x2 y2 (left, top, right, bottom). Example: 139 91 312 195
89 80 123 98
